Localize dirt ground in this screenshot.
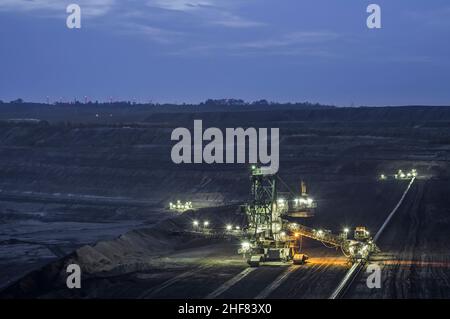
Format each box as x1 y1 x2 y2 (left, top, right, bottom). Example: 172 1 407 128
1 105 450 298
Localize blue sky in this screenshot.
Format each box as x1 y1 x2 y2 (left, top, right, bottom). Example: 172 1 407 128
0 0 449 106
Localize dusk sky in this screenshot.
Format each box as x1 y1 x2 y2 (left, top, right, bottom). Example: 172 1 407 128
0 0 449 106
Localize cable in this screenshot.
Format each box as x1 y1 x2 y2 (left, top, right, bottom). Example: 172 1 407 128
321 241 338 249
276 175 297 197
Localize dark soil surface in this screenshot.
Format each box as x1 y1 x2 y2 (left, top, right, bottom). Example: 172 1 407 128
1 104 449 298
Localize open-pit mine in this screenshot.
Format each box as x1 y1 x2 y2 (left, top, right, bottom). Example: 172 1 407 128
1 104 450 299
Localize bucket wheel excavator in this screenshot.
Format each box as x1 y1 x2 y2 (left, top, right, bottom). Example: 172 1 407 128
238 166 378 267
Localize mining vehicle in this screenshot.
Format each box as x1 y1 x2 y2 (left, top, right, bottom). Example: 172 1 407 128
239 166 378 266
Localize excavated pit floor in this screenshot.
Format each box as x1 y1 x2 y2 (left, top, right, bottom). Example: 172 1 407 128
1 105 450 298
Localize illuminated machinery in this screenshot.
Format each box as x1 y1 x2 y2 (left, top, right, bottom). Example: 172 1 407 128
239 166 317 267
380 169 417 181
394 169 417 180
169 200 193 212
289 224 378 263
239 166 378 266
286 181 317 217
